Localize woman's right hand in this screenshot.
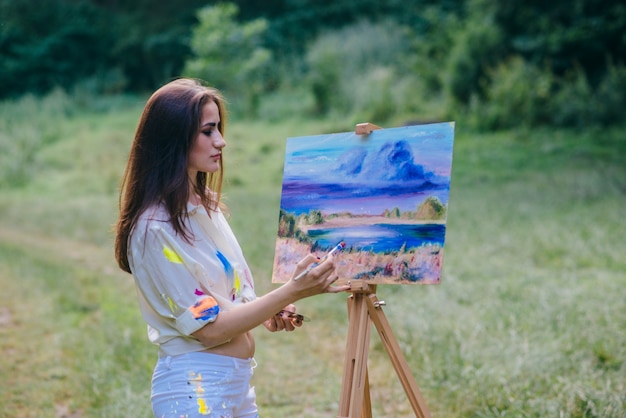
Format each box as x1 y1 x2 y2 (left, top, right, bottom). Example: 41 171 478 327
289 254 350 296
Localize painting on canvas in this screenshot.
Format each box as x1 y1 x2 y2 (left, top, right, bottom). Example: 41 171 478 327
272 122 455 285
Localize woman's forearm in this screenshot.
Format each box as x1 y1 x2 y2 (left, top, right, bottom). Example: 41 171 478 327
192 282 297 347
192 255 340 347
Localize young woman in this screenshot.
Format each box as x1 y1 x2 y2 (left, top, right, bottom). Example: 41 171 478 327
114 78 349 417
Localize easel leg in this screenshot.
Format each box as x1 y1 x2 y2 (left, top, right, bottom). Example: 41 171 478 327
362 369 372 418
338 283 431 418
338 291 373 418
365 293 431 418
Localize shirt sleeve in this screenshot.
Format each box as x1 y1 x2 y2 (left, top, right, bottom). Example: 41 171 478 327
129 222 224 336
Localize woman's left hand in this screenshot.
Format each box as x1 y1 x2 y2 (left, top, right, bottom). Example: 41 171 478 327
263 304 303 332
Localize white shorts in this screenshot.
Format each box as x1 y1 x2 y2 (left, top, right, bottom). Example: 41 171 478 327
152 352 258 418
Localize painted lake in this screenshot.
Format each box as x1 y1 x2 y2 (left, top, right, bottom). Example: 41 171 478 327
306 223 446 253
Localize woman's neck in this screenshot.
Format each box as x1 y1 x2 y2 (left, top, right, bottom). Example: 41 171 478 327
188 187 202 206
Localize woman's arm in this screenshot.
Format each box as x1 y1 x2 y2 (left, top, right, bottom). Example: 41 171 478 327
191 254 349 348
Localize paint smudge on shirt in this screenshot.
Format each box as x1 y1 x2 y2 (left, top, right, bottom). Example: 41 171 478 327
234 271 241 297
216 250 243 300
160 293 179 315
215 251 233 276
190 296 220 321
163 245 183 264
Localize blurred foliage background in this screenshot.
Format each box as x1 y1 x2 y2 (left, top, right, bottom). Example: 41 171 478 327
1 2 625 416
2 0 625 129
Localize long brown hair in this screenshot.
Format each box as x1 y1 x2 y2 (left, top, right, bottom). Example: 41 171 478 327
114 78 228 273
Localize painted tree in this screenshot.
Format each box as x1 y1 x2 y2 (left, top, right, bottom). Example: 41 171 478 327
416 196 446 221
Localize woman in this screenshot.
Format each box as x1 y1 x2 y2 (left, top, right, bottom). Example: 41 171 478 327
114 78 349 417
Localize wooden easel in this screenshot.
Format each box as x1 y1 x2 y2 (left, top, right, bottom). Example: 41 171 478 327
337 282 431 418
337 123 431 417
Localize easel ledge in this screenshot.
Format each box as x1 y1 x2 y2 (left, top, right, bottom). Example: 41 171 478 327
338 280 431 418
355 122 383 135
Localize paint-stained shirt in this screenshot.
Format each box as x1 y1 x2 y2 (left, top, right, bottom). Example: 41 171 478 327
128 202 256 357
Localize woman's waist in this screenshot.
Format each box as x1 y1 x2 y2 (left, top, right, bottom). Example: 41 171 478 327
156 331 254 359
155 350 257 373
202 331 255 360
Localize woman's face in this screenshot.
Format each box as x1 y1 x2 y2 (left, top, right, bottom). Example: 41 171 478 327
187 100 226 179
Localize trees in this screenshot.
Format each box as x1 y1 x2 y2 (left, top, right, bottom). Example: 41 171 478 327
0 0 108 97
443 0 626 128
0 0 206 97
2 0 624 128
183 3 271 115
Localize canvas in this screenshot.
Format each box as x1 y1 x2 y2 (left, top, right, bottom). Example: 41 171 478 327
272 122 455 285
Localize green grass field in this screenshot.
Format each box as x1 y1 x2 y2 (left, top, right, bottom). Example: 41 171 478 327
0 94 624 417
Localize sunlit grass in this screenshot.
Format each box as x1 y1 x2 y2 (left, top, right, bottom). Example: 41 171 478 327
0 93 624 417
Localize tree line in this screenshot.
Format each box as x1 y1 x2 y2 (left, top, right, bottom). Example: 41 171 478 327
1 0 624 128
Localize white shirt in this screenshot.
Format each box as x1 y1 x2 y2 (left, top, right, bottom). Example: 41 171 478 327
128 202 256 357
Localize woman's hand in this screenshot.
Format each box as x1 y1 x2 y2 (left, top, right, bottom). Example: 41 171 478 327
289 254 350 297
263 304 303 332
262 254 350 333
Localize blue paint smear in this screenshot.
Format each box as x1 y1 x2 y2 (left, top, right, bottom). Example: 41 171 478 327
215 250 234 278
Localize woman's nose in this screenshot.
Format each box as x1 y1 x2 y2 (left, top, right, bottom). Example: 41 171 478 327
214 130 226 148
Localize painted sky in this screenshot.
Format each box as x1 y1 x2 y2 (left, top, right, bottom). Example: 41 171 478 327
280 122 455 216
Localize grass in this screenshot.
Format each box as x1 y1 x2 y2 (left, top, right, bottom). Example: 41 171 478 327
0 92 624 417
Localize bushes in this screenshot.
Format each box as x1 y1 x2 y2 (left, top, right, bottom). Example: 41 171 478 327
303 19 420 121
202 16 425 123
4 0 625 130
443 0 626 130
588 63 626 126
183 3 272 116
182 0 626 130
469 57 553 130
553 63 626 128
444 15 504 106
187 4 626 130
466 57 626 130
